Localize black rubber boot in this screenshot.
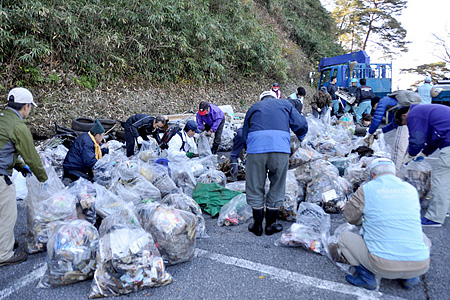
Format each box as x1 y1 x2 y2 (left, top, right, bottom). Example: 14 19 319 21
265 208 283 235
229 158 238 182
248 208 264 236
211 144 219 154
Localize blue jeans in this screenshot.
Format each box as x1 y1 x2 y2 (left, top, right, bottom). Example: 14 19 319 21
355 101 372 122
332 99 340 114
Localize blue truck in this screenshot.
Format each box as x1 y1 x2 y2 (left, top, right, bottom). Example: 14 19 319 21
431 80 450 105
317 50 392 98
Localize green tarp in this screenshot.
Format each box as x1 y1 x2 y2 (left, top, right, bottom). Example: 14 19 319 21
192 183 243 217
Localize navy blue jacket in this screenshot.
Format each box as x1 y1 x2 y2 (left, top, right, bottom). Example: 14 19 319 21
125 114 160 141
328 83 338 100
63 132 109 173
368 96 398 135
407 104 450 156
356 85 375 103
243 97 308 154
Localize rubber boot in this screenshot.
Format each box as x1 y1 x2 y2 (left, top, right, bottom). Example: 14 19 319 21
248 208 264 236
229 158 238 182
345 265 377 290
211 144 219 154
265 208 283 236
399 277 420 290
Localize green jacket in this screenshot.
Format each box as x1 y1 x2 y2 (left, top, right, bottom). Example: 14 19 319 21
0 107 47 182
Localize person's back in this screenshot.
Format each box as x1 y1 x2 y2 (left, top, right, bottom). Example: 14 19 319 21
63 132 97 174
243 97 307 154
406 104 450 156
417 80 432 104
362 174 429 262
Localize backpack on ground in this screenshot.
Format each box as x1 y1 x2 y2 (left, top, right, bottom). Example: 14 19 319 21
159 126 183 150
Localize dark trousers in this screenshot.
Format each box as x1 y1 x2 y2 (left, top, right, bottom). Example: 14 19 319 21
205 118 225 149
123 123 137 157
245 152 289 208
63 168 92 183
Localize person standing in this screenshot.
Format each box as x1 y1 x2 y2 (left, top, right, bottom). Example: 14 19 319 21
167 120 200 161
395 104 450 227
331 158 430 290
343 78 359 114
310 86 332 119
355 78 375 122
62 119 109 184
327 76 339 115
271 83 282 99
123 114 166 157
417 76 433 104
196 101 225 154
0 87 48 267
243 91 308 236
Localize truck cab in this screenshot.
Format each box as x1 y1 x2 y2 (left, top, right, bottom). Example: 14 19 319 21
318 51 392 98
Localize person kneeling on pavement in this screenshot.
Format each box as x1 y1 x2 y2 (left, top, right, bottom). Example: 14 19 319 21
354 113 372 137
62 119 109 185
167 120 200 161
330 158 431 290
243 91 308 236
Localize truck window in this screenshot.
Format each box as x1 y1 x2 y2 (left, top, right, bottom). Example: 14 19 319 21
321 69 331 84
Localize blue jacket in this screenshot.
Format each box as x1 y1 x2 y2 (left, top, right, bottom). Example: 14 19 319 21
368 96 398 135
242 97 308 154
124 114 160 141
362 174 429 261
417 83 432 104
407 104 450 156
196 104 224 132
63 132 108 173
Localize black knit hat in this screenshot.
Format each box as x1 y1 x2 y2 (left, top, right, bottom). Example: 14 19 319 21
90 119 105 134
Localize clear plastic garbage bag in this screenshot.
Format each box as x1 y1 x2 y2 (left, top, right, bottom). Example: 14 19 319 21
38 220 100 288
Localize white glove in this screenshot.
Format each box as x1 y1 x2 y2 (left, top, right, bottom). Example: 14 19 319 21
137 136 144 144
317 108 321 113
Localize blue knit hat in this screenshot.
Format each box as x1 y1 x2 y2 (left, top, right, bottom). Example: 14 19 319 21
90 119 105 135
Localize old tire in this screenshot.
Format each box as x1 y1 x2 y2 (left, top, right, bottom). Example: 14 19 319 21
99 119 116 132
115 130 126 141
71 117 95 132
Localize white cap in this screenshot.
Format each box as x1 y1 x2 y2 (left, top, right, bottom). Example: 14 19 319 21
425 76 432 83
370 158 395 172
259 90 277 101
7 87 37 107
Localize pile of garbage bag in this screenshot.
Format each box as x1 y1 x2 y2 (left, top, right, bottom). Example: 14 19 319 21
39 220 99 288
138 202 197 265
89 226 172 298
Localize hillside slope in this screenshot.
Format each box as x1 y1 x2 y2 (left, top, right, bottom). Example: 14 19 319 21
0 0 341 134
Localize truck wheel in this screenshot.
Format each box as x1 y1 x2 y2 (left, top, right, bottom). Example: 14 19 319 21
71 117 95 132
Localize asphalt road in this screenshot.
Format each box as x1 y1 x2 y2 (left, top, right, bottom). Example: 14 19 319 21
1 130 449 300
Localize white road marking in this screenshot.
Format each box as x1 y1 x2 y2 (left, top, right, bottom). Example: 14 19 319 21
0 263 46 300
196 248 406 300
